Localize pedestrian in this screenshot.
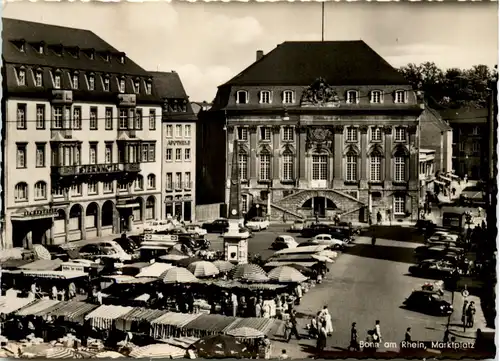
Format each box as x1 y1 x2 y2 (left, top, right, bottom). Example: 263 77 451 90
377 211 382 225
404 327 412 342
348 322 360 351
96 289 103 305
315 212 319 224
255 299 262 318
68 282 76 299
262 301 271 319
466 301 476 328
309 314 319 339
461 300 469 330
231 293 238 317
443 328 450 343
452 187 456 196
51 285 58 300
316 321 328 355
371 236 376 246
286 310 301 342
320 306 333 336
374 320 382 343
278 349 289 360
295 283 303 305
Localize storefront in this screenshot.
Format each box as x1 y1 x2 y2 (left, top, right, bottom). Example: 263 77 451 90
10 207 59 248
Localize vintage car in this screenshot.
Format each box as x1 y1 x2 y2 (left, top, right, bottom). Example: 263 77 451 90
185 224 208 236
289 220 306 232
301 223 350 240
78 241 132 262
202 219 229 233
310 234 348 250
271 235 299 250
245 217 270 231
408 259 456 279
414 245 464 262
402 290 453 316
142 220 174 233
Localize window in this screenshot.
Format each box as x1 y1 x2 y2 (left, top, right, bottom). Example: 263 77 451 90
147 174 156 189
175 125 182 137
259 151 271 181
149 110 156 130
135 109 143 129
346 127 358 142
238 128 248 141
36 104 45 129
346 153 358 182
175 173 182 189
459 142 465 152
395 127 406 142
312 154 327 180
166 125 173 137
394 90 406 103
35 70 43 87
394 195 405 215
36 143 45 167
34 181 47 200
73 107 82 129
105 108 113 130
119 109 128 129
283 90 294 104
185 172 191 189
88 181 98 195
105 144 113 164
118 181 128 192
15 183 28 201
146 81 152 95
282 153 294 181
473 142 480 153
371 127 382 141
90 107 98 130
16 144 26 168
260 127 271 141
184 125 191 137
89 144 97 164
239 153 248 180
135 175 144 190
148 143 155 162
394 155 406 182
51 186 63 197
473 126 480 135
103 76 110 91
120 55 125 64
141 143 155 162
53 106 63 129
166 173 173 190
370 90 382 103
175 148 182 161
260 91 271 104
17 104 26 129
72 72 79 89
134 80 140 94
370 153 382 182
166 148 173 161
283 127 294 141
184 148 191 161
236 90 248 104
346 90 358 104
88 74 95 91
103 181 113 193
53 72 61 89
71 184 82 196
17 68 26 85
242 196 248 213
119 78 126 93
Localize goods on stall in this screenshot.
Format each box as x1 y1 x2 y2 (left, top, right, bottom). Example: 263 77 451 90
193 334 251 358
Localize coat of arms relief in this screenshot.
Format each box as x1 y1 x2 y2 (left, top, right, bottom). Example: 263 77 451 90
300 77 340 107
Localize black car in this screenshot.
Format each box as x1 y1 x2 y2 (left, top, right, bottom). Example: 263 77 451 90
408 260 455 279
113 237 140 255
301 223 347 238
415 220 436 233
402 290 453 316
414 245 464 262
202 219 229 233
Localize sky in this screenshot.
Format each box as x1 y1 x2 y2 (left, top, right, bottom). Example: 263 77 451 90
2 1 498 102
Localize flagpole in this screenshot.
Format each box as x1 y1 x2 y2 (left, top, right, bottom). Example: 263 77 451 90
321 2 325 41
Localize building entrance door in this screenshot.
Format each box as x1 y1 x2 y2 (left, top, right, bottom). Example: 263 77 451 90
313 197 326 218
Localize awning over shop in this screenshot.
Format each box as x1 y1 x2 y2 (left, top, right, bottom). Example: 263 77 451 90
0 297 36 315
182 314 239 337
19 259 63 271
115 307 168 332
434 180 446 186
264 261 318 268
85 305 134 330
46 301 99 323
157 337 200 349
0 259 32 269
10 208 59 221
136 263 175 278
16 299 61 317
116 203 140 209
4 270 87 279
223 317 275 336
439 176 452 183
150 313 202 340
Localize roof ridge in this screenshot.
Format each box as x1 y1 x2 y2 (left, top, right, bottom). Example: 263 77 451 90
3 17 94 35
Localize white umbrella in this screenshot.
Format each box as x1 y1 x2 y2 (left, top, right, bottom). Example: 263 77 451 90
94 351 124 358
268 266 308 283
162 267 199 284
227 326 265 339
187 261 220 278
129 344 186 359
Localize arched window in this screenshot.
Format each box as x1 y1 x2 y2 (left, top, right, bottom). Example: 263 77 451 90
346 90 359 104
394 151 406 182
282 90 294 104
238 152 248 181
135 175 144 190
236 90 248 104
370 90 383 104
371 127 382 142
34 181 47 200
259 149 271 181
147 174 156 189
346 151 358 182
146 196 155 220
15 182 28 201
282 151 294 181
370 152 382 182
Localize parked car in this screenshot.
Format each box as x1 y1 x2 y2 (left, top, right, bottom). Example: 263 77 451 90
185 224 208 236
143 220 173 233
112 236 140 255
289 220 305 232
311 234 347 250
245 217 270 231
408 259 456 279
202 219 229 233
414 245 464 262
271 235 298 250
402 290 453 316
460 185 486 206
301 223 350 239
415 219 436 233
78 241 132 261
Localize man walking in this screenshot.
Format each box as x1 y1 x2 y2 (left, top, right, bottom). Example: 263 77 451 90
348 322 360 351
374 320 382 343
287 310 301 342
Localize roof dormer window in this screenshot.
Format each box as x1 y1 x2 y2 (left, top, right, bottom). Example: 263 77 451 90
72 72 79 90
53 70 61 89
86 49 95 60
119 77 126 93
394 90 407 104
13 40 25 52
346 90 359 104
259 90 271 104
17 67 26 86
283 90 294 104
50 44 63 56
87 73 95 91
119 54 125 64
236 90 248 104
146 80 152 95
35 69 43 87
67 47 79 58
38 43 44 54
370 90 383 104
103 76 110 92
134 79 140 94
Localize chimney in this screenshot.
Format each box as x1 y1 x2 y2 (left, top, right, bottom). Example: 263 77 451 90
256 50 264 61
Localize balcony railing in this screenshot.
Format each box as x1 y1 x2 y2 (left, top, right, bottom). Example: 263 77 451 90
51 162 141 178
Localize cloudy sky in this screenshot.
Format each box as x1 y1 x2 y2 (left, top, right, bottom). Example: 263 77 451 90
2 1 498 102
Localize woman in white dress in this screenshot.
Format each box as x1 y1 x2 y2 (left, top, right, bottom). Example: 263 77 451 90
320 306 333 336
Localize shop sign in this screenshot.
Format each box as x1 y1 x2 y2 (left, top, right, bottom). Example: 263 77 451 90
143 234 178 242
118 94 136 107
61 263 85 272
167 140 190 146
76 163 123 175
52 90 73 104
22 209 59 218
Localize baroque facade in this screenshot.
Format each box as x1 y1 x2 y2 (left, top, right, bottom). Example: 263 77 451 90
198 41 424 223
2 18 163 249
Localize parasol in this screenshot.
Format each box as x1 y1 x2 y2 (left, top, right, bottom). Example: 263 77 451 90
94 351 125 358
162 267 199 284
160 254 189 262
287 263 314 275
267 266 308 283
34 347 77 359
187 261 220 278
193 334 251 358
175 256 202 268
312 254 334 263
230 264 269 283
212 260 236 273
32 244 51 260
129 344 186 359
226 326 265 339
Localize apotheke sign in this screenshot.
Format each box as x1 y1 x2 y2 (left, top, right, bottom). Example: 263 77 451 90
167 140 190 146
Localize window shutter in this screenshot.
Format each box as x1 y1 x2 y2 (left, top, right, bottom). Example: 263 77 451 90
356 91 360 104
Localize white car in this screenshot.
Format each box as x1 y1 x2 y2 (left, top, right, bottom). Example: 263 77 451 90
185 224 208 236
311 234 347 250
289 220 305 232
427 231 459 245
271 235 298 250
143 220 174 233
79 241 132 261
245 217 270 231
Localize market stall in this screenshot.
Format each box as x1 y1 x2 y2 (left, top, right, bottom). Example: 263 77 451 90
150 312 202 339
46 300 99 324
115 307 167 333
181 314 238 338
128 343 186 359
223 318 275 337
15 299 61 317
136 263 175 279
84 305 134 330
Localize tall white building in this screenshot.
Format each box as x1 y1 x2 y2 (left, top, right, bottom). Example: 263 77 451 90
2 18 163 248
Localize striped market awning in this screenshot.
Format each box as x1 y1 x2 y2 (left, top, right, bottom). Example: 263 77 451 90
0 297 36 315
47 301 99 323
85 305 134 330
16 299 61 317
